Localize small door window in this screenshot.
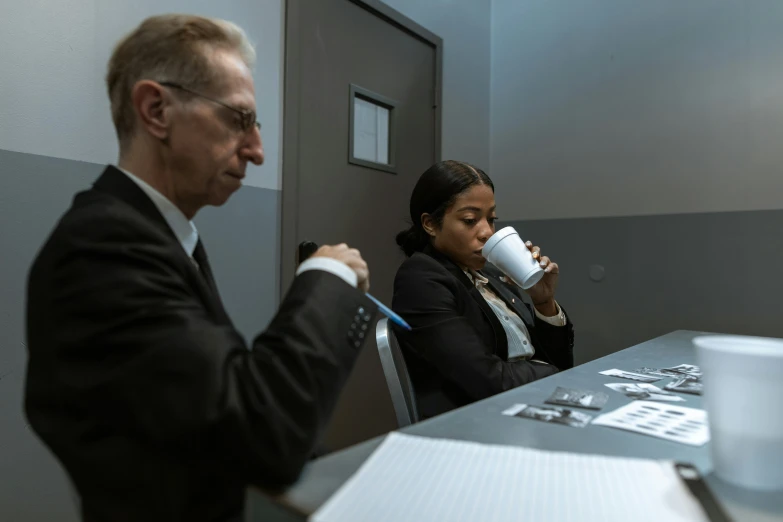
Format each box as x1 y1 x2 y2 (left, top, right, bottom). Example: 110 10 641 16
349 84 397 174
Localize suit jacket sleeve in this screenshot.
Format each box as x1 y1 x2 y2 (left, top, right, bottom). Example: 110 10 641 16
34 215 373 488
392 258 558 403
532 312 575 370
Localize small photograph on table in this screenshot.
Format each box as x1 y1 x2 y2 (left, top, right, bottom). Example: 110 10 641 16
545 386 608 410
665 376 703 395
605 383 685 402
502 403 593 428
599 369 661 383
633 367 682 378
663 364 702 379
635 364 703 380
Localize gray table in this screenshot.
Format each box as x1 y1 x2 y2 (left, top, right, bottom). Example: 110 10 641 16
247 331 783 521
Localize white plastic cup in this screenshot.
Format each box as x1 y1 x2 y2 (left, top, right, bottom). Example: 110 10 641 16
693 335 783 491
481 227 544 290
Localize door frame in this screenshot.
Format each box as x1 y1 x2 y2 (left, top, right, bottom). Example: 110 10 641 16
279 0 443 297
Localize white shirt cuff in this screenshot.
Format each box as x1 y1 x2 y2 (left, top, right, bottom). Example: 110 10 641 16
534 300 567 327
296 257 357 288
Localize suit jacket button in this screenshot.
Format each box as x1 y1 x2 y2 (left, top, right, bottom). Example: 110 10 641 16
358 307 365 315
354 341 362 348
351 322 357 330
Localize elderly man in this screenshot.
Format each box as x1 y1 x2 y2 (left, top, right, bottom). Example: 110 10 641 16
25 14 374 522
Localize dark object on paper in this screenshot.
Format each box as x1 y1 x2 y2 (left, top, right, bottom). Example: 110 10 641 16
674 463 733 522
665 376 703 395
664 364 702 379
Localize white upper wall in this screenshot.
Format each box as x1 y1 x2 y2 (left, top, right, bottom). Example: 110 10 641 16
0 0 491 189
0 0 283 190
383 0 492 170
491 0 783 220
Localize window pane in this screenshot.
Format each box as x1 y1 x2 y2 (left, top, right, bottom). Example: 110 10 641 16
353 96 390 164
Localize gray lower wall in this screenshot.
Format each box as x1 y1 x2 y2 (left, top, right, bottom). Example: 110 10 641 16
0 149 280 521
5 147 783 519
507 209 783 365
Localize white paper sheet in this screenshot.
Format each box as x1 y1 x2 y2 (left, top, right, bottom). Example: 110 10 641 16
310 432 708 522
592 401 709 446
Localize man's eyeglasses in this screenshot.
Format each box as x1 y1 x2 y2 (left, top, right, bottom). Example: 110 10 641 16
159 81 261 133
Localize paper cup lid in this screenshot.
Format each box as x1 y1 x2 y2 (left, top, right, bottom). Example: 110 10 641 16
693 335 783 358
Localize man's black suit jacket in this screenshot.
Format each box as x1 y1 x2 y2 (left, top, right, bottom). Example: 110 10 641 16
392 245 574 419
25 166 374 521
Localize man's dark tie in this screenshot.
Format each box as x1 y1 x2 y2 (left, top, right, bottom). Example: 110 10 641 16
192 239 218 293
190 239 233 325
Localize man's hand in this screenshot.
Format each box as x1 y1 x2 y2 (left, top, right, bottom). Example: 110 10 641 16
313 244 370 292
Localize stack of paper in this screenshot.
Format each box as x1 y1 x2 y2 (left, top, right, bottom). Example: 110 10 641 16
311 433 708 522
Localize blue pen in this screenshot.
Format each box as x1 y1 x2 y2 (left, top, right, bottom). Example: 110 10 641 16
295 241 411 330
365 293 412 331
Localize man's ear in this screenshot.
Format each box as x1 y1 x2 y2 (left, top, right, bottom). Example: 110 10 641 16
131 80 172 141
421 213 437 237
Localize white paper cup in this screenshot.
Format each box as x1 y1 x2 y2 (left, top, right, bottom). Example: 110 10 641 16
481 227 544 290
694 335 783 491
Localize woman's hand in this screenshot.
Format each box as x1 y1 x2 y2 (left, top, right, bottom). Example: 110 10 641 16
524 241 559 316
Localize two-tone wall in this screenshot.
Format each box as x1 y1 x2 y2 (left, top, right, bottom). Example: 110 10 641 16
491 0 783 362
0 1 284 520
0 1 492 519
8 0 780 519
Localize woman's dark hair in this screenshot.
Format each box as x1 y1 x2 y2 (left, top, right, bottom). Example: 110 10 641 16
396 160 494 257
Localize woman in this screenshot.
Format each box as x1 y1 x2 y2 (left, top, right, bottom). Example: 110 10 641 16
392 160 574 419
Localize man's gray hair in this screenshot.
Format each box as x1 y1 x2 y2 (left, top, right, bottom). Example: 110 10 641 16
106 14 255 143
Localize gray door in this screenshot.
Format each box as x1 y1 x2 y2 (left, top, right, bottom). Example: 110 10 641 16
282 0 442 451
